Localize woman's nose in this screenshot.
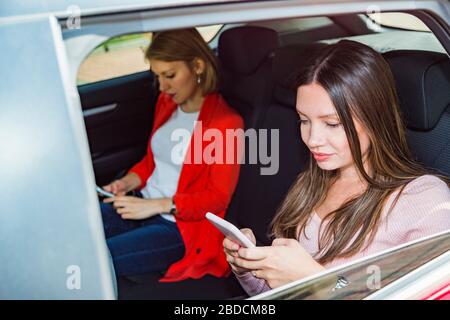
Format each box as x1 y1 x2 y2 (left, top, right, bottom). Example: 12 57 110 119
306 124 325 147
159 79 169 92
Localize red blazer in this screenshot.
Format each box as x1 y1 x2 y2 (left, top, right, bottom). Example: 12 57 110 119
129 92 244 282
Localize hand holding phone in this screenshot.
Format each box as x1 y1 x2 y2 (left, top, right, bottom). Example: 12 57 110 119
96 186 115 198
206 212 255 248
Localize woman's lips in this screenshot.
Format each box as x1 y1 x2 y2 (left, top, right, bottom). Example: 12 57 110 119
312 152 333 161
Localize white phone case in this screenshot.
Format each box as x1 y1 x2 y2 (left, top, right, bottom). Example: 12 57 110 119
206 212 255 248
96 186 115 198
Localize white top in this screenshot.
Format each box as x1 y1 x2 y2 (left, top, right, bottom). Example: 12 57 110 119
141 106 200 222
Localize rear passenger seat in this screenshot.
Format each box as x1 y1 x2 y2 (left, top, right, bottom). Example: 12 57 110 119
383 50 450 178
218 26 278 129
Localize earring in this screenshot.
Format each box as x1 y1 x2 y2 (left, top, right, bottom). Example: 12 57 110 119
197 75 201 84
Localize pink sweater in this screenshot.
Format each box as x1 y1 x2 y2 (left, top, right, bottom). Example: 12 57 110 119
235 174 450 296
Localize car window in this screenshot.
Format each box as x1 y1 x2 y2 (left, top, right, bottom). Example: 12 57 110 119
197 24 223 42
251 232 450 300
251 16 334 33
77 32 151 86
77 25 222 86
367 12 430 32
321 12 446 53
250 16 346 46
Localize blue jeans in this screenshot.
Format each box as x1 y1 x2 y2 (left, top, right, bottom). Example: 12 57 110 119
100 202 185 276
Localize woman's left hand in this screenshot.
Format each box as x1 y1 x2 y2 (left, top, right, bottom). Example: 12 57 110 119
103 196 170 220
233 238 326 289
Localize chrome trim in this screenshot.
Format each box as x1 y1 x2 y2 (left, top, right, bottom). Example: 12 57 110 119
364 251 450 300
83 103 117 117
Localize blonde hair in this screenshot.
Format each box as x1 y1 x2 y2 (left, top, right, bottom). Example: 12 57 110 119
145 28 219 95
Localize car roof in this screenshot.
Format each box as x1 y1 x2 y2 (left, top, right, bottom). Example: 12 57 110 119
1 0 445 20
0 0 239 19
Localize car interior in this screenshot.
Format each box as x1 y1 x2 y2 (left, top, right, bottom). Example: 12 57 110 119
77 12 450 299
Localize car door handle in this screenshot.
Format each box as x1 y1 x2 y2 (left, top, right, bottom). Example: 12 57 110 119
83 103 118 117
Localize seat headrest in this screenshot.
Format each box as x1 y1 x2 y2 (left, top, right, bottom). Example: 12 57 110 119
272 43 327 88
218 26 278 75
271 43 328 106
383 50 450 131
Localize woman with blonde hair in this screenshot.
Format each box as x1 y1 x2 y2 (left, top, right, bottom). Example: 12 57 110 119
223 40 450 295
101 28 243 282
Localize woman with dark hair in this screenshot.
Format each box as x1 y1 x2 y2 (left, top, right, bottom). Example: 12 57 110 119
100 28 243 282
223 40 450 295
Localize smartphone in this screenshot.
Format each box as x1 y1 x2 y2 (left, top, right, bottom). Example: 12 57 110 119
206 212 255 248
96 186 115 198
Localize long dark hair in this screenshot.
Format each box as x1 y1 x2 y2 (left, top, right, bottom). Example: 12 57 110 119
271 40 449 265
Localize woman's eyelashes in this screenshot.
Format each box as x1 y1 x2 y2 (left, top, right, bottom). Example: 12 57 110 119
154 73 175 80
326 122 341 128
298 119 341 128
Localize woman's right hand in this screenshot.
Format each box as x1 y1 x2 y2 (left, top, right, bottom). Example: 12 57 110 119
102 173 142 198
102 179 128 197
223 228 256 275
